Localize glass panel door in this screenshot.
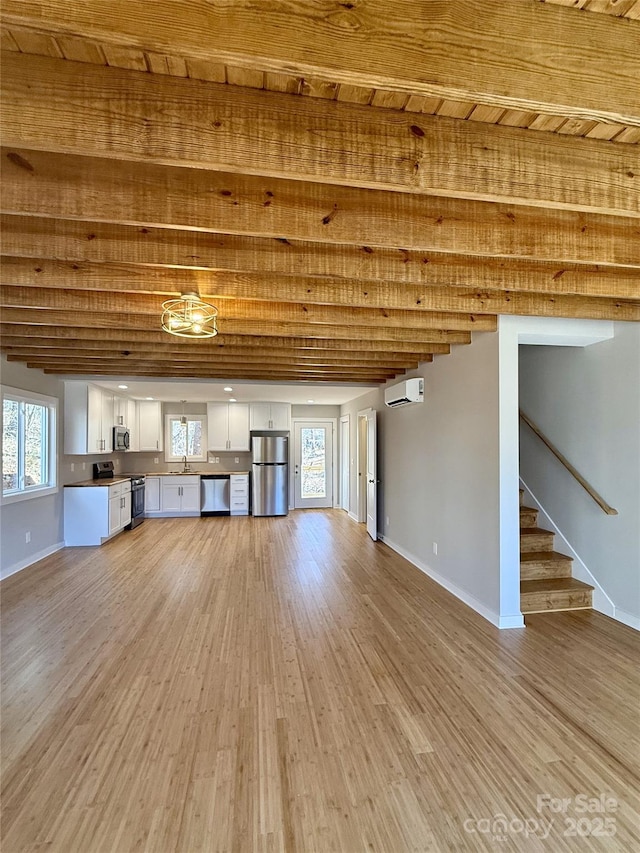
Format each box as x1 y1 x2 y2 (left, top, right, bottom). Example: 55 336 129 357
293 421 334 509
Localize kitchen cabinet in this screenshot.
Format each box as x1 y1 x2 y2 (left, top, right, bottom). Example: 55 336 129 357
229 473 249 516
249 403 291 431
207 403 250 451
64 381 114 455
126 399 139 451
109 482 132 534
158 475 201 516
145 476 160 512
113 395 128 427
137 400 163 451
64 479 132 546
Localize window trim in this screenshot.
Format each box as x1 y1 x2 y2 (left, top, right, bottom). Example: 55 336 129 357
164 414 208 463
1 385 58 505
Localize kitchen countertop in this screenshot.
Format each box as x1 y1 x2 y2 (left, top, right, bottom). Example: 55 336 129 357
144 471 250 476
64 477 132 488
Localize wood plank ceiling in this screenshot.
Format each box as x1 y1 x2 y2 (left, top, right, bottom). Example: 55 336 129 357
1 1 639 385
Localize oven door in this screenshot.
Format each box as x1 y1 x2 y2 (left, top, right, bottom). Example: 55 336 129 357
131 484 145 518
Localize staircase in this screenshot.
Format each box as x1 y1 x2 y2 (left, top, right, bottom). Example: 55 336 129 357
519 490 593 614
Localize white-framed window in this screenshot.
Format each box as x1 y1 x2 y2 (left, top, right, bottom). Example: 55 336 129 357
164 415 207 462
1 386 58 504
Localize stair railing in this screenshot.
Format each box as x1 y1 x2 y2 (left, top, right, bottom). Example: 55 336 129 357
519 409 618 516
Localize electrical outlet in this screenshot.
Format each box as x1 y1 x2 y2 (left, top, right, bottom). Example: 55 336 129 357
82 462 86 470
25 531 31 544
215 456 220 463
432 542 438 556
70 462 74 472
154 457 159 464
235 457 239 464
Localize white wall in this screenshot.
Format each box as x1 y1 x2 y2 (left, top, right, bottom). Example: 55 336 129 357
341 331 522 627
519 322 640 628
0 357 66 578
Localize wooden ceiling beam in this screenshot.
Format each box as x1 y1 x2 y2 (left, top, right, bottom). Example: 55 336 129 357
2 283 637 323
0 262 496 331
11 355 398 379
21 362 389 383
4 152 637 267
0 286 474 339
40 372 384 383
2 0 638 124
0 324 440 354
0 308 460 342
0 339 423 366
3 253 638 303
2 53 637 215
1 348 419 371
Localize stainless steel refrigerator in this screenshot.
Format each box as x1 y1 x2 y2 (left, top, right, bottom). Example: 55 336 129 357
251 432 289 516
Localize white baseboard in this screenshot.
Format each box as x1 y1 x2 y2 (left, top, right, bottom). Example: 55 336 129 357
0 541 64 581
379 535 524 630
348 511 359 523
612 609 640 632
519 480 618 621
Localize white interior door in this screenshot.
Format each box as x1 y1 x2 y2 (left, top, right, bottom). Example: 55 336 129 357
365 410 377 540
293 421 334 509
340 416 350 512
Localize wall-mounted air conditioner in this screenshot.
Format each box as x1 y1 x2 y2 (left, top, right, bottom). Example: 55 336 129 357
384 378 424 408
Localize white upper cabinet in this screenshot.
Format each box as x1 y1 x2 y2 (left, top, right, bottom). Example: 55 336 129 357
228 404 250 450
137 400 163 451
126 399 139 451
250 403 291 431
64 381 114 455
113 394 136 432
207 403 250 451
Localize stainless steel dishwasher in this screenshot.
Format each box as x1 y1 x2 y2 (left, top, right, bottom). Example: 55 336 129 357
200 474 230 516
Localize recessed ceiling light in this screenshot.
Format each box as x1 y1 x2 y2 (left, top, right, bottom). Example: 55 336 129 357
307 399 315 403
229 398 237 403
118 384 128 389
224 386 233 392
145 397 154 400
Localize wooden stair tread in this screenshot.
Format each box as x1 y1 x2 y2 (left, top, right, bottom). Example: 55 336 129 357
519 491 592 614
520 526 553 536
521 577 593 594
520 550 572 563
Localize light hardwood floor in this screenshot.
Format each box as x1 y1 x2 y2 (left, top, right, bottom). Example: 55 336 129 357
2 511 639 852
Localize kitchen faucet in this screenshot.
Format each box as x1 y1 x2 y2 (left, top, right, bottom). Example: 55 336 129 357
181 455 192 473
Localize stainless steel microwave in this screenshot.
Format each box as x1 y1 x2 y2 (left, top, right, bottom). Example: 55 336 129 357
113 425 130 451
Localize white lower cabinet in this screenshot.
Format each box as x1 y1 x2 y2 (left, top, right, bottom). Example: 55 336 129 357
64 480 132 546
145 476 160 513
109 483 132 534
145 475 201 517
229 474 249 516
